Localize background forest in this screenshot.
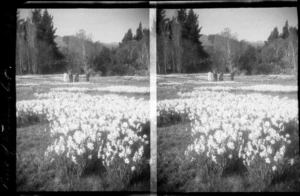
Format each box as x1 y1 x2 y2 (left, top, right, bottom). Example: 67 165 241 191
157 9 298 75
16 9 150 76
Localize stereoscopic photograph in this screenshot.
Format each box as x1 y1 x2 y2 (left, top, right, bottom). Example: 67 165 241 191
11 1 299 193
16 8 150 191
156 7 299 192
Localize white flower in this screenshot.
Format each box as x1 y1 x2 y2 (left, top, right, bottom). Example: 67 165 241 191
131 166 136 171
265 121 270 127
72 155 77 164
125 158 130 164
228 154 233 159
211 155 217 163
270 140 275 144
122 122 129 129
272 166 277 171
265 158 270 164
227 142 234 150
87 142 94 151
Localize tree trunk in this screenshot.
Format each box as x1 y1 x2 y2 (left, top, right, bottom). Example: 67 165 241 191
290 41 297 73
171 47 176 73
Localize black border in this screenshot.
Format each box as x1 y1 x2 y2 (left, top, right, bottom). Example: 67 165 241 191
1 0 299 195
153 0 298 8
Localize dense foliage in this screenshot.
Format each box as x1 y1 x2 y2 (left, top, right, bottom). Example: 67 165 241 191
157 9 208 74
16 9 150 76
16 9 64 74
157 9 298 75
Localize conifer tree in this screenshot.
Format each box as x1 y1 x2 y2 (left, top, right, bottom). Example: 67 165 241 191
268 27 279 42
122 29 133 44
135 22 143 41
281 20 289 39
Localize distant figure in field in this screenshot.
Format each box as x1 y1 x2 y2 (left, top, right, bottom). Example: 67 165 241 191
207 71 213 81
86 72 90 82
63 73 68 82
218 72 224 81
69 72 73 83
230 69 235 81
213 71 218 81
74 73 79 82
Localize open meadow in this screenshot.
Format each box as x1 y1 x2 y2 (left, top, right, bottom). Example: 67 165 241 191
16 74 150 191
157 73 299 192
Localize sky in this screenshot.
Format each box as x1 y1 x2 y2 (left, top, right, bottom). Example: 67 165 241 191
19 9 149 43
165 7 298 42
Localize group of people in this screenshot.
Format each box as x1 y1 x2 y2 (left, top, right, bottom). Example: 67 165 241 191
63 71 91 82
207 71 224 81
63 72 79 82
207 70 235 81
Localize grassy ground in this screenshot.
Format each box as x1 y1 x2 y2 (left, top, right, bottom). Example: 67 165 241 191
157 73 299 192
17 75 150 101
16 74 150 191
157 74 298 100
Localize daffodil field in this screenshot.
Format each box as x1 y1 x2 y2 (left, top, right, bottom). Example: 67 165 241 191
16 75 150 191
157 74 299 192
15 73 300 191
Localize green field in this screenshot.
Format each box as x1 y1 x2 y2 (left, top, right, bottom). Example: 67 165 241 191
16 74 150 191
157 73 299 192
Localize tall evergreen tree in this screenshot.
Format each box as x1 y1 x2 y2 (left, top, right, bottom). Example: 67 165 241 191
185 9 205 52
31 9 43 40
182 9 208 72
122 29 133 44
268 27 279 42
281 20 289 39
135 22 143 41
41 9 57 45
157 9 168 36
32 9 63 73
177 9 188 39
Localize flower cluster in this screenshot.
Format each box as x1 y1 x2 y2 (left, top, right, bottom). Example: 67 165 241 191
17 91 150 175
16 83 38 87
158 90 298 174
239 85 297 93
158 82 183 86
50 86 150 94
158 80 238 87
189 84 297 93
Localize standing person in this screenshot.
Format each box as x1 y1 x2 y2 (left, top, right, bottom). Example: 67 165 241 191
63 73 68 82
218 72 224 81
230 68 235 81
213 69 218 81
207 71 213 81
74 73 79 82
69 72 73 83
86 71 90 82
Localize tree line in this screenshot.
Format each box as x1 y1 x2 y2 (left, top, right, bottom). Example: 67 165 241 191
157 8 298 75
157 9 208 74
16 9 150 76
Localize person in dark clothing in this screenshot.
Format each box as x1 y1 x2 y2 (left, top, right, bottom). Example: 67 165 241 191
213 71 218 81
69 72 73 82
230 69 235 81
86 72 90 82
